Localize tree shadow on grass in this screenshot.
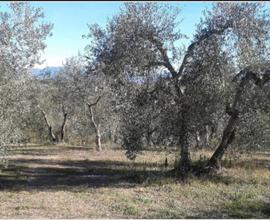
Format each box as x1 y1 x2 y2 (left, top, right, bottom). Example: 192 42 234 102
0 157 168 192
2 145 268 193
8 158 165 169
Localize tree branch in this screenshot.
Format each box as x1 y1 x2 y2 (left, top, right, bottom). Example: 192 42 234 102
146 34 178 78
177 22 233 77
86 94 102 108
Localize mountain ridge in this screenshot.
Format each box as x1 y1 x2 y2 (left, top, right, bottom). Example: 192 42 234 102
32 66 63 77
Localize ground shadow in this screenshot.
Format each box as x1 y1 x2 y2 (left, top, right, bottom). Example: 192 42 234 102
0 157 168 192
2 145 268 193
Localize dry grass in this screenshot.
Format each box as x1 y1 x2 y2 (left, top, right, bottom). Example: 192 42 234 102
0 143 269 218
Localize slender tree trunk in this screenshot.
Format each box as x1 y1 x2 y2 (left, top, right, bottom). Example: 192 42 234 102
60 107 68 142
48 126 57 142
195 131 201 149
40 108 57 142
95 124 102 151
208 125 216 147
108 126 112 142
146 128 151 146
205 125 210 148
87 103 102 151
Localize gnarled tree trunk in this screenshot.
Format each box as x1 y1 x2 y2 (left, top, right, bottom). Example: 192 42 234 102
207 67 270 170
207 114 238 169
176 108 191 179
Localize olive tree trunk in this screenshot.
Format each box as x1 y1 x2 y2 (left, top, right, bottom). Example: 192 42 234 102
207 68 270 169
60 106 68 142
87 96 102 151
207 114 238 169
176 108 191 179
39 108 57 142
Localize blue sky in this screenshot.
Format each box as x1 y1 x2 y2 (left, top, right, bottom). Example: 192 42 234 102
31 2 213 68
2 2 213 68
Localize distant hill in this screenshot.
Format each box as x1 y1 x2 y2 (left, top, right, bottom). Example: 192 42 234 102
32 66 63 78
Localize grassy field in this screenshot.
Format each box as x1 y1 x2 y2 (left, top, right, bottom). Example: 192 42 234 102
0 143 269 218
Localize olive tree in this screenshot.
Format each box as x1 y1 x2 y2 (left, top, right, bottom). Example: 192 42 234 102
0 2 52 167
57 56 115 150
84 2 270 177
